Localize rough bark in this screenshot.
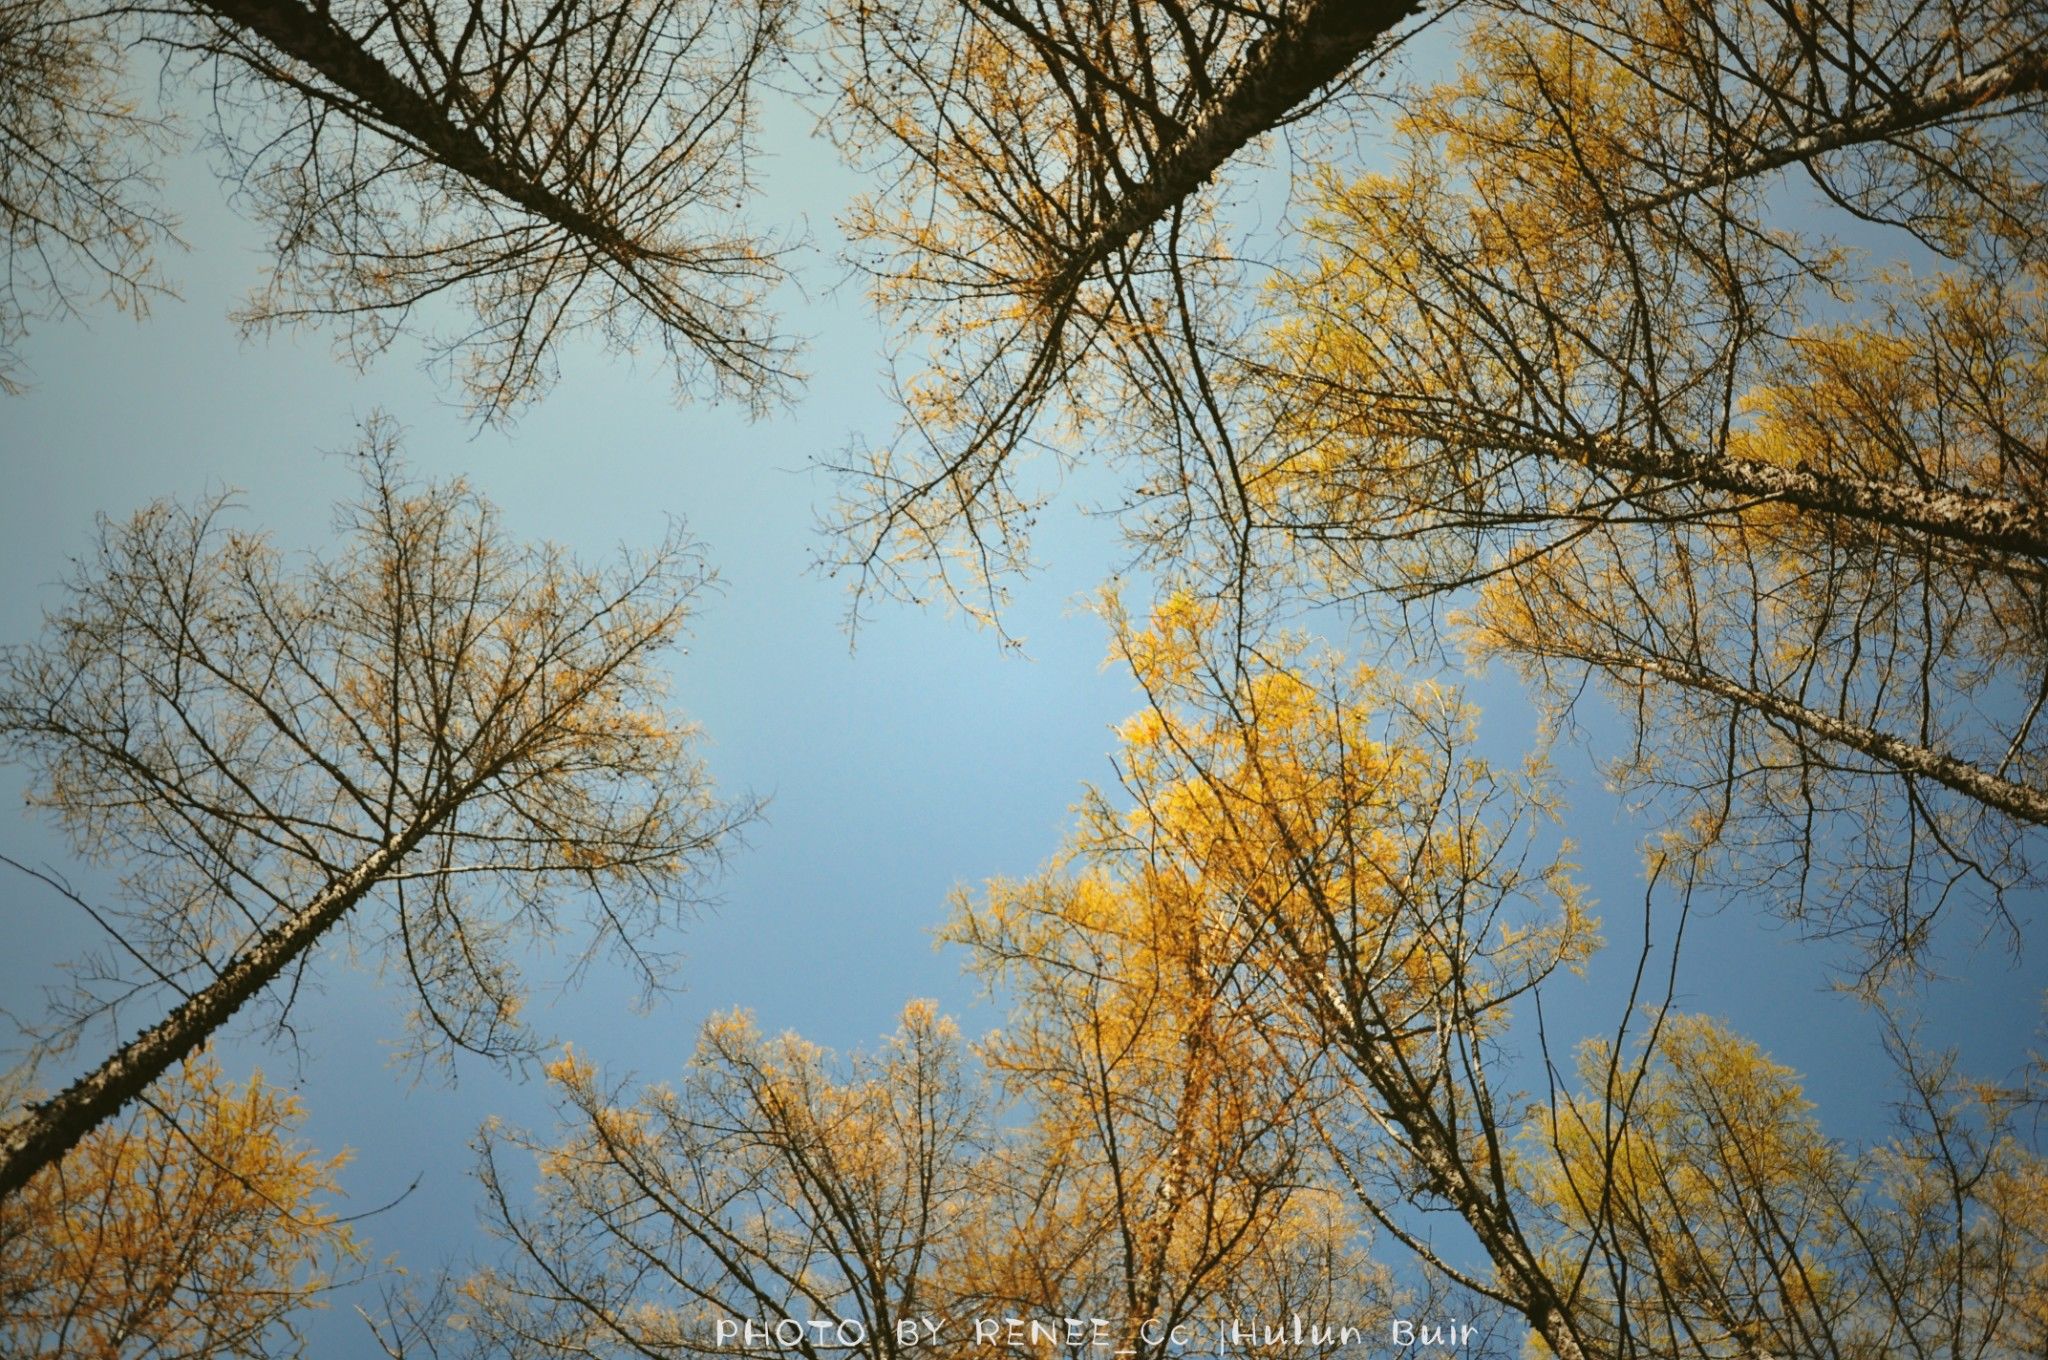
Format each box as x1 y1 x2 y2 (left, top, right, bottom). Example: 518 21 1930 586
1029 0 1420 309
1623 44 2048 216
1272 885 1601 1358
1322 1003 1599 1360
1564 434 2048 564
0 793 466 1201
1555 644 2048 827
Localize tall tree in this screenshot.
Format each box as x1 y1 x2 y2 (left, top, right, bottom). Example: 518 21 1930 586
1050 598 2046 1359
1244 0 2048 974
453 595 2044 1360
464 1004 985 1359
1 0 796 415
0 434 751 1199
1 1050 358 1359
940 830 1376 1359
821 0 1423 624
812 0 2048 969
1078 595 1603 1359
166 0 799 417
0 0 175 391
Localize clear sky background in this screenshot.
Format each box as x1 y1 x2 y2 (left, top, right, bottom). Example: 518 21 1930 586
1 57 2041 1357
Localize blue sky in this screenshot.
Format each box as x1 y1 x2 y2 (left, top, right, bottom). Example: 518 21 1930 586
1 60 2041 1356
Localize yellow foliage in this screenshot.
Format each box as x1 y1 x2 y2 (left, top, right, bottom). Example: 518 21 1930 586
1531 1013 2048 1356
0 1053 357 1360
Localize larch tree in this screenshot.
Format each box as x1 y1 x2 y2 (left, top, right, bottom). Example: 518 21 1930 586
820 0 1425 625
170 0 800 417
823 0 2047 589
0 433 752 1200
1533 1014 2048 1360
939 816 1384 1360
0 1049 359 1360
812 0 2048 975
461 1003 985 1360
454 864 1391 1359
1038 598 2046 1359
1244 0 2048 976
1 0 797 416
0 0 175 392
426 595 2039 1360
1077 594 1604 1360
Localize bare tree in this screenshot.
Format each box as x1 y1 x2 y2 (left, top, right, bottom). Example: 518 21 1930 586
1 0 797 415
0 431 752 1200
178 0 801 416
0 0 176 391
820 0 1424 624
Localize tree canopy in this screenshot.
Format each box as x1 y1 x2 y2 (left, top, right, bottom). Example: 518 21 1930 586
1 1051 358 1360
3 0 2044 1353
0 436 750 1197
442 599 2047 1360
806 0 2048 975
1242 0 2048 975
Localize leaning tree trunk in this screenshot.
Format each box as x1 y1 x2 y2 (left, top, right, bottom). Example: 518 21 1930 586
1622 44 2048 216
182 0 637 255
1251 825 1606 1360
1029 0 1421 310
0 799 460 1201
1561 643 2048 826
1313 979 1603 1360
1560 434 2048 564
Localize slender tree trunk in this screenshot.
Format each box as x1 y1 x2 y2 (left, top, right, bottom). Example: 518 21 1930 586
1027 0 1419 307
1267 893 1603 1360
1560 434 2048 564
1556 643 2048 826
0 800 459 1201
1404 1117 1596 1360
1622 45 2048 216
183 0 635 254
1329 1021 1600 1360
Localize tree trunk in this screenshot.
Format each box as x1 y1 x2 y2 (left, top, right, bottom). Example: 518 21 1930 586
1279 912 1603 1360
0 803 457 1201
1559 643 2048 826
1562 434 2048 564
1622 45 2048 216
185 0 635 254
1332 1022 1601 1360
1028 0 1420 308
